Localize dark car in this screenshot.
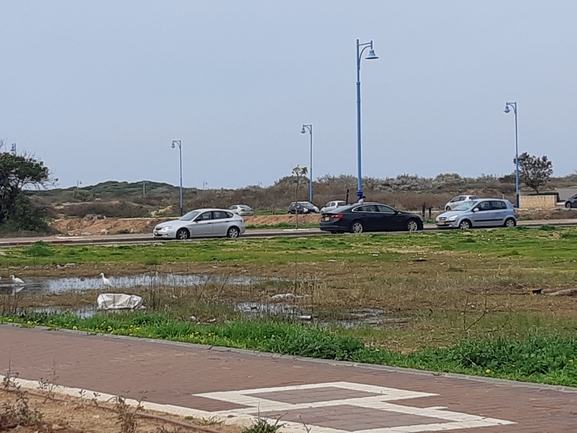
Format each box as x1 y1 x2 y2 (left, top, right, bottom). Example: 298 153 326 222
319 202 423 234
288 201 319 214
565 194 577 208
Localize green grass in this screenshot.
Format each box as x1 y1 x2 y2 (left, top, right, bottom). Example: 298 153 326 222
3 312 576 387
4 226 577 268
245 223 318 229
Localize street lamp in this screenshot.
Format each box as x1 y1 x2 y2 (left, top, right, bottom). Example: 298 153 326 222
504 102 519 208
171 140 183 216
300 124 313 202
356 39 379 202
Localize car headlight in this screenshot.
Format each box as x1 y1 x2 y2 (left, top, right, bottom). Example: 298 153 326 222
447 215 458 222
156 226 171 231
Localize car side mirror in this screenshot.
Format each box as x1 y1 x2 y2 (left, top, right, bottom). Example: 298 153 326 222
472 208 478 212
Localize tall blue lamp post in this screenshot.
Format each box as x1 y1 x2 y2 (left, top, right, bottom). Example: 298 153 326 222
504 102 519 208
356 39 379 202
171 140 183 216
300 124 313 202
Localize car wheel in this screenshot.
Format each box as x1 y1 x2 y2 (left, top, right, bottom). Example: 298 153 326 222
176 228 190 240
351 221 364 234
445 206 451 210
458 219 472 230
565 202 572 209
226 226 240 238
406 219 419 232
504 218 516 228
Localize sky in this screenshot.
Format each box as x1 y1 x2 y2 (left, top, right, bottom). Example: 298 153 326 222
1 1 576 190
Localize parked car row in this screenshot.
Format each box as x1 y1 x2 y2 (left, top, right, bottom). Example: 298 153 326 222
153 196 519 240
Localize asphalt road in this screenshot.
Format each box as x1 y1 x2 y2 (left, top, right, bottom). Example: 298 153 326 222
1 218 577 247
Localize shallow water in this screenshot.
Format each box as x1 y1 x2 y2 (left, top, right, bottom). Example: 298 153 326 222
7 272 260 294
2 274 397 328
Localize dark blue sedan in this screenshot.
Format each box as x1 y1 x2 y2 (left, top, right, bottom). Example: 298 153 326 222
319 202 423 234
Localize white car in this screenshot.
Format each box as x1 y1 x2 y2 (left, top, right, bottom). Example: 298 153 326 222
320 200 347 213
228 204 254 216
153 208 246 240
444 195 480 211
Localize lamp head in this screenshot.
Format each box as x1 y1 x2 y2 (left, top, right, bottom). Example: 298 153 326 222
171 143 176 148
366 49 379 60
504 105 511 114
301 127 306 134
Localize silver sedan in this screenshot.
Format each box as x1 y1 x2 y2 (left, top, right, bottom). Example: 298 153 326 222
153 209 246 240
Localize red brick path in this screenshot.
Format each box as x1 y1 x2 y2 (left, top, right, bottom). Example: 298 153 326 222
1 325 576 432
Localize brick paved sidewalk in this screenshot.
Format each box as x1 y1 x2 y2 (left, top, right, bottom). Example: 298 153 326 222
1 325 576 432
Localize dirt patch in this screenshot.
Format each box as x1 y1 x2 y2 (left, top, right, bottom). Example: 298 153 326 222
0 386 242 433
516 207 576 220
49 218 162 236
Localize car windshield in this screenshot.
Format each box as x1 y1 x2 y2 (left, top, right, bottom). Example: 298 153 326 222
179 210 200 221
299 202 314 209
452 200 478 211
239 205 251 210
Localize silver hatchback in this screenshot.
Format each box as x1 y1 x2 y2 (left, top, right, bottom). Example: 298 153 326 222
153 208 246 239
436 199 517 229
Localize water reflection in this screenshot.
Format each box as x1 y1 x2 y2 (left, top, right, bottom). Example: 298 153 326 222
11 273 260 294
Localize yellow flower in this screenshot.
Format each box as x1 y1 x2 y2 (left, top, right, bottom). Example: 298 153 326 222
569 359 574 363
485 369 491 373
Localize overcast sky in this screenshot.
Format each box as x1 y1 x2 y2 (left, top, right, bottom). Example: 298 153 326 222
1 1 576 190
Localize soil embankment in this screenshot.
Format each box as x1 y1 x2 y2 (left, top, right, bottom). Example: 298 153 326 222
48 214 322 236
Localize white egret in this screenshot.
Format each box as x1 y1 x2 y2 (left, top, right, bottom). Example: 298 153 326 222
100 273 112 287
10 275 25 285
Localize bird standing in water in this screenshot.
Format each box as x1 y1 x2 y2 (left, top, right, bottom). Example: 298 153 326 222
10 275 25 286
100 273 112 287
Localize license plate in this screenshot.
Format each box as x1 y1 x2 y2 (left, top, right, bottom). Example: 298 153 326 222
438 221 445 226
323 216 330 221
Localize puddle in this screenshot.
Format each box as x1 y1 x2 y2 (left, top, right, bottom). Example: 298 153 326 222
29 306 98 319
7 273 261 294
3 275 405 329
235 301 311 320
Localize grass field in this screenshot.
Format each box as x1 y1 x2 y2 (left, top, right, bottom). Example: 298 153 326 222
2 225 577 386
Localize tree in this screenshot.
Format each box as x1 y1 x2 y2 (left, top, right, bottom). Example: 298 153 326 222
515 152 553 193
0 149 55 233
